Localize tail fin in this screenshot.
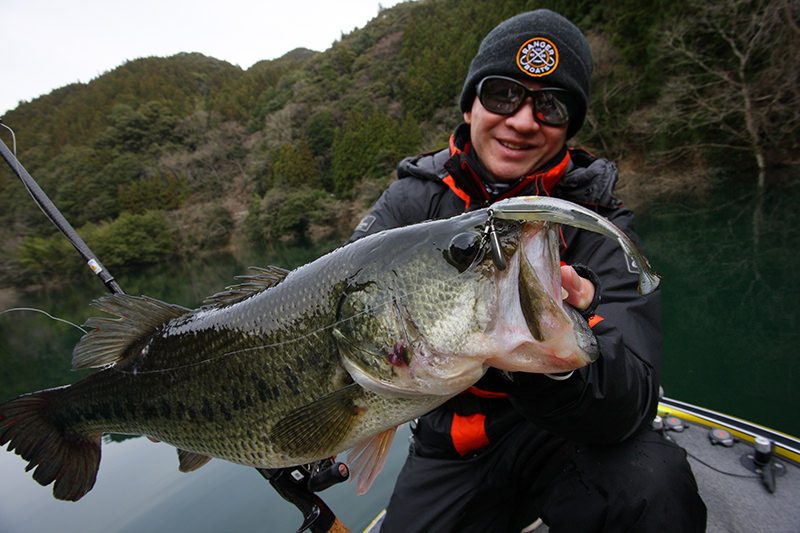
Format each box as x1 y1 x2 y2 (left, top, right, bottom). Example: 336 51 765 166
0 389 101 501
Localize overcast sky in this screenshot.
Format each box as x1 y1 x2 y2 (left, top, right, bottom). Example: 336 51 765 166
0 0 407 115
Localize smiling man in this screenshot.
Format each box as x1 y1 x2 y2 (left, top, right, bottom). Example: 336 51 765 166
349 9 706 532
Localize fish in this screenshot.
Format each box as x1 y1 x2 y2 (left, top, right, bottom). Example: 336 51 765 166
0 196 660 502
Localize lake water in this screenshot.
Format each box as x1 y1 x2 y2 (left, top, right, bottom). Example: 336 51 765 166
1 176 799 532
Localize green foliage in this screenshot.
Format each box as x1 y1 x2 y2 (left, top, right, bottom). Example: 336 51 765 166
2 53 243 159
118 172 189 213
158 120 250 200
331 108 421 196
181 204 234 251
399 0 513 120
201 205 234 249
243 194 264 246
267 140 322 189
45 145 108 226
304 109 337 156
96 101 181 155
246 188 336 245
14 210 177 283
90 211 178 267
16 235 86 284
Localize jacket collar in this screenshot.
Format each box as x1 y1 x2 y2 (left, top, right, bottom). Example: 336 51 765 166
442 123 571 208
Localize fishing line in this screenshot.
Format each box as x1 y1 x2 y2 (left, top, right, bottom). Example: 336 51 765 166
0 307 88 333
113 260 493 376
0 121 63 236
69 216 531 377
0 121 17 154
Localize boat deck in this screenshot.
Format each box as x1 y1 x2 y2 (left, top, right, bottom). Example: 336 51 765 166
658 399 800 533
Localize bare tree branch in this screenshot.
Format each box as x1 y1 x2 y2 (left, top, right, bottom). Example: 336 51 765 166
643 0 800 188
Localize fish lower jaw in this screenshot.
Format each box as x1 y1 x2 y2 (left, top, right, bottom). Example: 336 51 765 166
483 336 592 373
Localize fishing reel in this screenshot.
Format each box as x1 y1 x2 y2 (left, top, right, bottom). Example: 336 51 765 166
257 458 350 533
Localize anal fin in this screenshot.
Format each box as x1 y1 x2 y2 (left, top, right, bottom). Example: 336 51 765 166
177 449 212 472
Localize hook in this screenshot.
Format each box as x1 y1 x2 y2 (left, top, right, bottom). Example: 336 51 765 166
485 210 507 271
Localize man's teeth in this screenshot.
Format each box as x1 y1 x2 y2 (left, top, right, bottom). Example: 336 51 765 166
500 140 527 150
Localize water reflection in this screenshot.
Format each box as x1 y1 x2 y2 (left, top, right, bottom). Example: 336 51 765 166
0 427 411 532
637 181 800 435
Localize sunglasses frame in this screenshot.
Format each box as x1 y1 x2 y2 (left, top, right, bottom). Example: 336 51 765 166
476 75 574 127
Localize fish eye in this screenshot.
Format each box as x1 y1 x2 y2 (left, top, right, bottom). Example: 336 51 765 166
446 232 483 271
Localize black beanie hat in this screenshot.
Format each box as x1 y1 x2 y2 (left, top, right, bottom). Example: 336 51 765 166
459 9 593 139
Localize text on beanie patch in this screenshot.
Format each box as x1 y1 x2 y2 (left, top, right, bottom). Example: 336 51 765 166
516 38 559 77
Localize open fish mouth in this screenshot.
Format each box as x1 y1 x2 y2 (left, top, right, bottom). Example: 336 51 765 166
483 220 598 373
478 194 664 373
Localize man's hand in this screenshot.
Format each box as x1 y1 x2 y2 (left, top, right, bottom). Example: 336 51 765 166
561 265 595 311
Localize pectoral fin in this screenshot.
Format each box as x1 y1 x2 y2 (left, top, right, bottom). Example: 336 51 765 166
177 449 212 472
270 384 365 457
347 426 399 495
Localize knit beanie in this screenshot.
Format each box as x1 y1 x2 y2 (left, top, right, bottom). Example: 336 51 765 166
459 9 593 139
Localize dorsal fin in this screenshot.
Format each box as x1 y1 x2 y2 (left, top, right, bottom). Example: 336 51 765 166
72 294 190 370
202 266 290 307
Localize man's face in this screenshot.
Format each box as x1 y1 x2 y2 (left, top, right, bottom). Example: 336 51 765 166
464 80 569 183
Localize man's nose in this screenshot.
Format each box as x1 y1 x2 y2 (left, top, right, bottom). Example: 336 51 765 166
504 97 541 131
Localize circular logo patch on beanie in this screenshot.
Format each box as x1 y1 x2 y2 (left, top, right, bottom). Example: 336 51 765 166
516 38 559 77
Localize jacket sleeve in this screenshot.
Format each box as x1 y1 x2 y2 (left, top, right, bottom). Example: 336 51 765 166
504 205 662 444
347 177 451 243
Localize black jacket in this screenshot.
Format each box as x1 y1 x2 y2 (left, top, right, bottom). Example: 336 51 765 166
349 124 662 453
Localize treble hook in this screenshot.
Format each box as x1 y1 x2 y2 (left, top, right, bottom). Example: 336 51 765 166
485 210 507 271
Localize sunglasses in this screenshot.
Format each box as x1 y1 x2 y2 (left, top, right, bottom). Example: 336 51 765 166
476 75 573 127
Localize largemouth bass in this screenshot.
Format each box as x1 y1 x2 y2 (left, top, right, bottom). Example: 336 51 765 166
0 196 660 502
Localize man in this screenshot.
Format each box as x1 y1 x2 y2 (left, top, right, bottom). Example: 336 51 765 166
349 10 706 532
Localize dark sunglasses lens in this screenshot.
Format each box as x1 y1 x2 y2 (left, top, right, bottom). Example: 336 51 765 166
479 78 525 114
534 91 570 126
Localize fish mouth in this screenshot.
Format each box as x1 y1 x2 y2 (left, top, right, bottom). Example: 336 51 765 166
483 221 597 373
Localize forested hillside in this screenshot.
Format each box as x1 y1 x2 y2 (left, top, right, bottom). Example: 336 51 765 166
1 0 797 288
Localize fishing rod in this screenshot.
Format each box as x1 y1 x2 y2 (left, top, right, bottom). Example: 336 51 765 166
0 121 351 533
0 120 123 295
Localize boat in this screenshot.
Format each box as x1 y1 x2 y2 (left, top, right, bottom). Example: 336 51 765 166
361 396 800 533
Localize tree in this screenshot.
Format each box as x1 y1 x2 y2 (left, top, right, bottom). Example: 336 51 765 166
654 0 800 188
267 140 322 189
330 109 421 197
246 187 335 244
92 211 178 267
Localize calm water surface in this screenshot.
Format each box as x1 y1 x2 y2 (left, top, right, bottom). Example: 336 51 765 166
1 177 798 532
